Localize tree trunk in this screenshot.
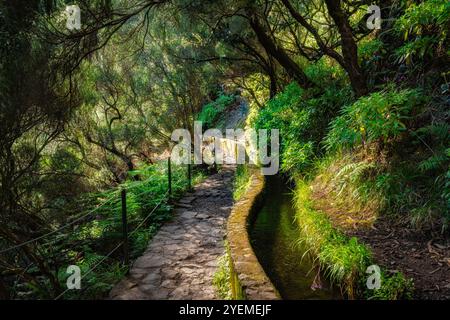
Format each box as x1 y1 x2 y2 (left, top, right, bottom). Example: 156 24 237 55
281 0 346 67
324 0 368 97
268 59 278 97
0 226 62 296
0 279 10 299
247 11 314 89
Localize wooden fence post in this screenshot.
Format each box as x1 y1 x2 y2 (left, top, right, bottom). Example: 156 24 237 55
168 157 172 198
121 189 129 266
188 162 192 191
213 136 218 172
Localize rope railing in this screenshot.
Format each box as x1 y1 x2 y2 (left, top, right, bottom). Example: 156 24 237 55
0 192 118 255
0 159 194 299
53 189 170 300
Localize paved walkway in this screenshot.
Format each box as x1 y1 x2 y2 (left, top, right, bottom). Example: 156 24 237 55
110 166 234 299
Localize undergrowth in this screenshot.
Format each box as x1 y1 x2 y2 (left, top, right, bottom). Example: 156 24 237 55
245 2 449 298
197 94 235 128
293 180 371 298
293 179 414 299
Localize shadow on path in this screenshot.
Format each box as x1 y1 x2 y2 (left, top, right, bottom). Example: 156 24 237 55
110 166 235 300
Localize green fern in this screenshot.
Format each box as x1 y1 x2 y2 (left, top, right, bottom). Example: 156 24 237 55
418 153 448 172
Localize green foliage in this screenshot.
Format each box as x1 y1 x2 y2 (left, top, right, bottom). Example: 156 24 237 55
252 83 315 173
280 141 314 173
326 159 381 209
378 165 447 229
213 244 232 300
294 179 414 299
395 36 439 64
444 169 450 225
3 0 448 301
317 85 447 230
395 0 450 38
197 94 235 128
49 161 204 299
325 88 423 151
395 0 450 63
253 82 304 130
304 58 346 88
293 180 372 297
358 39 384 62
253 78 352 176
57 250 127 299
366 272 414 300
315 151 448 231
415 123 450 173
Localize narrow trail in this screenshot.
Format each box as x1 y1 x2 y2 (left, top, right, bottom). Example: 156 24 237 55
110 166 235 300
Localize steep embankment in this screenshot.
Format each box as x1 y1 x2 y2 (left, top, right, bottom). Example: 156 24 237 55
311 176 450 300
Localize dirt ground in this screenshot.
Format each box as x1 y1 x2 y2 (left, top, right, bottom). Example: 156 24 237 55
348 216 450 300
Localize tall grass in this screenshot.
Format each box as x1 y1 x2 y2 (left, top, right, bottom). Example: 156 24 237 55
293 180 372 298
314 152 448 231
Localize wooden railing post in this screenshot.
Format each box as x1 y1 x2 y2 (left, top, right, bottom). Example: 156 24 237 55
168 157 172 198
213 136 218 172
121 189 129 266
188 162 192 191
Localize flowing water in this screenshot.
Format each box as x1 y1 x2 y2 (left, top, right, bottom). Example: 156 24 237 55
249 175 341 299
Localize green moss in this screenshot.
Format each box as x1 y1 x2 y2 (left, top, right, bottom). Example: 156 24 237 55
229 262 246 300
213 243 232 300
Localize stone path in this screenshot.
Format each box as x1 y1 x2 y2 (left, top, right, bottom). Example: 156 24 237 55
110 166 235 300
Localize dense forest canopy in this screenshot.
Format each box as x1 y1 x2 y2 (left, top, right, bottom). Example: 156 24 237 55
0 0 448 299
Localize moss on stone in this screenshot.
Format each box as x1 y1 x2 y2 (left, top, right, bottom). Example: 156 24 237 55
227 166 280 300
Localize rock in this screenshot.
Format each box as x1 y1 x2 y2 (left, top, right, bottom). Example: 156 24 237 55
176 203 193 209
161 279 178 289
142 273 162 285
196 213 209 219
191 278 205 285
180 267 196 275
180 196 196 204
109 279 137 298
150 288 171 299
165 243 182 251
113 285 150 300
170 286 191 299
180 211 197 219
129 268 149 280
133 256 166 268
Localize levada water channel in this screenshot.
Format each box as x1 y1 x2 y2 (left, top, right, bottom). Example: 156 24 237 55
249 175 341 299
